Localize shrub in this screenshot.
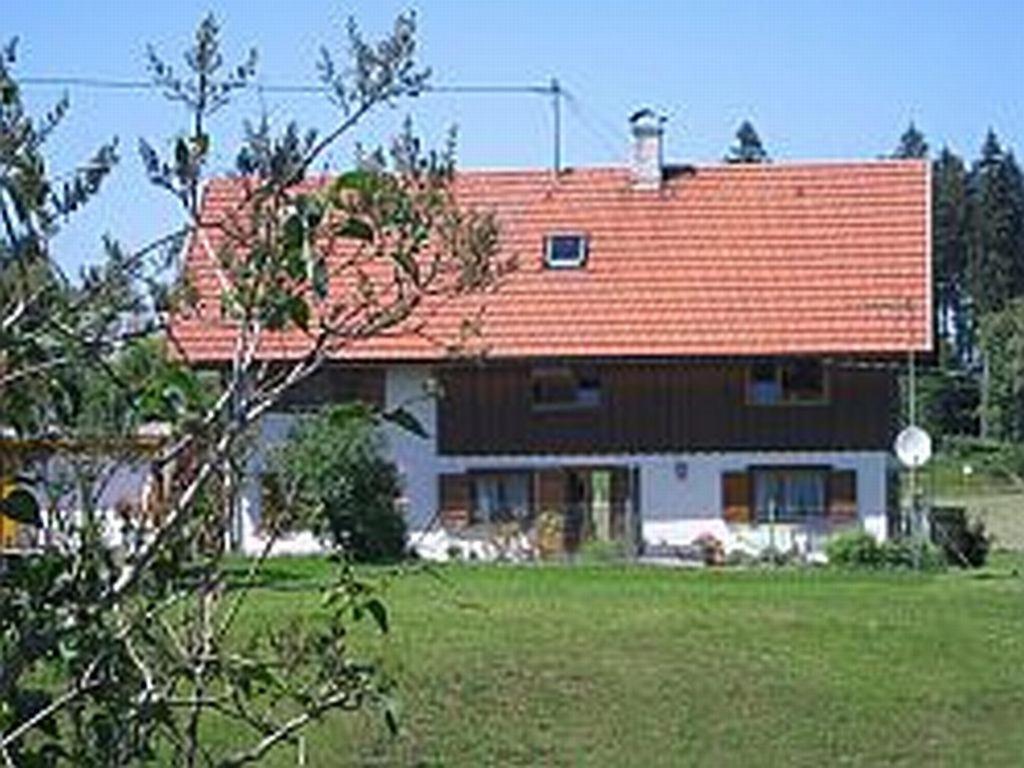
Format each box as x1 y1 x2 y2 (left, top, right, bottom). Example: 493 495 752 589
826 531 882 568
930 506 991 568
577 538 627 564
877 538 944 571
272 403 407 562
826 530 944 571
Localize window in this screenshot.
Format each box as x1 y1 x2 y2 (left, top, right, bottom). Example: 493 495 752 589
753 468 827 522
781 360 826 402
749 362 781 405
531 367 601 410
747 359 826 405
544 234 588 268
472 473 531 524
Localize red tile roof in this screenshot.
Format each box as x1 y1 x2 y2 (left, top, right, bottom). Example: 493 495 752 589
170 159 931 362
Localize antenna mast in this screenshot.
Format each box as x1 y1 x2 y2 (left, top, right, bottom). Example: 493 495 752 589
551 77 563 173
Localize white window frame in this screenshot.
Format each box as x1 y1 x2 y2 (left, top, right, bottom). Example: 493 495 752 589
544 233 588 269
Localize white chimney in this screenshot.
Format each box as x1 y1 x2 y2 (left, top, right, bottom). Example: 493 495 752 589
630 108 665 190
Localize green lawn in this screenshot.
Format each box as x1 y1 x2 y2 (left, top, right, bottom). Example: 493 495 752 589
908 446 1024 549
938 493 1024 551
226 559 1024 767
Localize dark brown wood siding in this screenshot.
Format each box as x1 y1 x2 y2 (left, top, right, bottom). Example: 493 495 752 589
438 361 895 455
275 365 385 410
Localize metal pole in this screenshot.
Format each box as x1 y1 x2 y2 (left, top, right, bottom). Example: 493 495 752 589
551 78 562 173
907 341 925 567
909 347 916 429
908 347 916 539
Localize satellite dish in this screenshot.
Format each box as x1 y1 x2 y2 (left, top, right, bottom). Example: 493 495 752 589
895 425 932 469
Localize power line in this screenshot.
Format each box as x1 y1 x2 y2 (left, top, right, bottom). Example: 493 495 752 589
19 75 556 96
564 90 627 163
20 74 566 170
21 76 155 90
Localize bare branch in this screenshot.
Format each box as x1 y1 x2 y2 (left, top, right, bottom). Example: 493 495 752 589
217 690 354 768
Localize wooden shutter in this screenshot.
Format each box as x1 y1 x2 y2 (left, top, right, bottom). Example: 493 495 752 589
536 468 567 512
535 469 567 557
439 473 472 530
828 470 858 522
722 471 752 524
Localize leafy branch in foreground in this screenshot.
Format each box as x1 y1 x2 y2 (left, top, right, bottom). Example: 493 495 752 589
1 9 507 766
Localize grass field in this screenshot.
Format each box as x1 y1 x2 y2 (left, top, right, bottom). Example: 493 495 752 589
916 447 1024 550
943 493 1024 551
221 556 1024 767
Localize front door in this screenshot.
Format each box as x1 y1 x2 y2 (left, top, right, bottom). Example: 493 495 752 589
591 470 613 541
562 468 627 552
564 469 588 552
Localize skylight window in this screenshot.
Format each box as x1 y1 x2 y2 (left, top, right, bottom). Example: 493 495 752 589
544 234 588 268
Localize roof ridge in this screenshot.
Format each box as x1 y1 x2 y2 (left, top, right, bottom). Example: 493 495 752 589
199 157 927 186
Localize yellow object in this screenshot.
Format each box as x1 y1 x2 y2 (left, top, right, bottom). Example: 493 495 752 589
0 479 18 549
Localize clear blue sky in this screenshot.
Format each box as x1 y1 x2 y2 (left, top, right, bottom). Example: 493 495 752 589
6 0 1023 271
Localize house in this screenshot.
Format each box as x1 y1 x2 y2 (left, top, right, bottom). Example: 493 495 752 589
0 432 170 552
171 112 931 559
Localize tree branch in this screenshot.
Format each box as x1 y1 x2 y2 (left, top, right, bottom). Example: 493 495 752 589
217 690 354 768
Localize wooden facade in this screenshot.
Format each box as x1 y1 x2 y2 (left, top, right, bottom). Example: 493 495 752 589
437 360 896 456
276 365 385 411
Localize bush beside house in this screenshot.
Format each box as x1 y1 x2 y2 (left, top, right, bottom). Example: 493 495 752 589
825 530 950 570
270 403 407 562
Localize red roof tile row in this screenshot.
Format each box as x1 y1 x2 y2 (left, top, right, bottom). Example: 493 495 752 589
170 160 931 362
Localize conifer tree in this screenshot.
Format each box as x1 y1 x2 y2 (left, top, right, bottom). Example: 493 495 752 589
966 130 1024 318
932 147 970 360
725 120 769 163
893 121 929 159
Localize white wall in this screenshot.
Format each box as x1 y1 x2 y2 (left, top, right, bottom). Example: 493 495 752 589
383 366 440 531
239 365 892 556
431 449 889 553
636 451 889 551
237 412 324 555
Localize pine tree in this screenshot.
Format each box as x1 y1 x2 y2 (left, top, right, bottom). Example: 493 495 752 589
932 147 970 360
893 121 929 159
966 130 1024 318
1005 151 1024 300
725 120 769 163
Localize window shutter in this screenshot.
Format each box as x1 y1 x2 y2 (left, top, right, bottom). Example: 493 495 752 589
536 468 566 512
439 473 472 530
722 471 752 524
828 470 858 522
535 469 567 557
